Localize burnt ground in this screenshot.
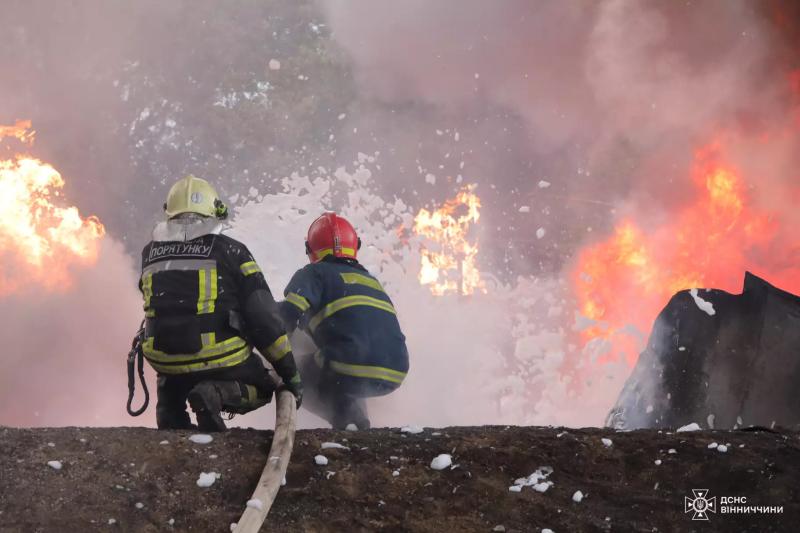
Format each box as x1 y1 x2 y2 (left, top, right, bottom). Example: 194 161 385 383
0 426 798 533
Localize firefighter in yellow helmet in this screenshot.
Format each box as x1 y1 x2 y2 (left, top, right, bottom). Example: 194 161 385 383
136 175 302 431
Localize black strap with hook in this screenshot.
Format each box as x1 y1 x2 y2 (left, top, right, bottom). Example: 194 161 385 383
126 320 150 416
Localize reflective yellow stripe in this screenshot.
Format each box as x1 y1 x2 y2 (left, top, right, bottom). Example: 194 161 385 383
328 360 407 384
286 292 311 312
315 247 356 259
240 261 261 276
209 267 217 312
143 259 218 317
245 384 259 406
142 335 247 363
309 295 396 331
142 272 155 317
143 330 250 374
340 272 385 292
265 334 291 362
143 259 215 275
147 346 250 374
197 269 206 313
197 267 218 314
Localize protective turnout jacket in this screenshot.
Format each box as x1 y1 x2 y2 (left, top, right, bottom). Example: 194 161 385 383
281 258 409 385
139 220 294 378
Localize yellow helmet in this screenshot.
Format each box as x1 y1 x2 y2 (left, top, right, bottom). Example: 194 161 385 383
164 174 228 219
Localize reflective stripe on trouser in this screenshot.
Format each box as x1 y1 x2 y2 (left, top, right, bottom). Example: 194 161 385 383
239 384 268 411
143 334 250 374
309 295 396 331
314 352 406 385
191 381 268 416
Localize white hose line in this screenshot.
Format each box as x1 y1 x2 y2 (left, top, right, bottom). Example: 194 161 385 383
232 388 297 532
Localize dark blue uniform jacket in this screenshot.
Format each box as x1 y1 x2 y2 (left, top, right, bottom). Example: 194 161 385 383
280 258 409 386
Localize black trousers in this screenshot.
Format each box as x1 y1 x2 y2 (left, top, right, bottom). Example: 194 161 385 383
156 354 275 429
298 352 399 429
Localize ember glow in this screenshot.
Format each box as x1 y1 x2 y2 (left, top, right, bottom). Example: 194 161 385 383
0 120 36 144
573 141 800 366
0 122 105 294
413 185 485 296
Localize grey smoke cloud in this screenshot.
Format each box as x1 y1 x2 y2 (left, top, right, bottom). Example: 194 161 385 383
0 1 798 428
323 0 779 176
2 1 793 272
320 0 800 282
0 239 142 427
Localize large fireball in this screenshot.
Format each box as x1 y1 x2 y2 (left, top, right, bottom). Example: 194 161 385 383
0 121 105 294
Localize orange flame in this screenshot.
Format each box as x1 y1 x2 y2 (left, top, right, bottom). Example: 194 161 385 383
0 120 35 145
413 185 485 295
0 122 105 294
574 142 798 365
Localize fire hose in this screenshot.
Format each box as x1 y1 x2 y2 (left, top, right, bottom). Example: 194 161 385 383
233 383 297 532
126 321 150 417
124 323 296 529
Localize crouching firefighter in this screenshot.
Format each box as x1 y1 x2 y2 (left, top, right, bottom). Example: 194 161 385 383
280 212 409 430
135 174 302 431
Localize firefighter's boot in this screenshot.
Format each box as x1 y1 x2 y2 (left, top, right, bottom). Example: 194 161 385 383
331 395 370 430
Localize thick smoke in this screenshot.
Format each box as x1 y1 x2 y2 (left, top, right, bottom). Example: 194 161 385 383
1 1 797 428
0 239 142 426
308 0 800 425
322 0 793 210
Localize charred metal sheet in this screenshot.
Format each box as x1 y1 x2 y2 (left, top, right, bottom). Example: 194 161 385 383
607 272 800 430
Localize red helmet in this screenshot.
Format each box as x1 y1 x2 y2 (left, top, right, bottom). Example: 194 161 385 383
305 212 361 263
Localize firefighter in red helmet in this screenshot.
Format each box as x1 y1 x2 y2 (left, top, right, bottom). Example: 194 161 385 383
280 212 409 429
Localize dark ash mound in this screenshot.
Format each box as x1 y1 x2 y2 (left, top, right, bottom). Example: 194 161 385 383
1 426 797 532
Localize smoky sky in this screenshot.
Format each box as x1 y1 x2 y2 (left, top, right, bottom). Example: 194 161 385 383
324 0 799 258
0 0 354 251
1 0 798 279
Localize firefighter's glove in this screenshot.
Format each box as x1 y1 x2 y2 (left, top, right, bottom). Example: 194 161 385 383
279 371 304 409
